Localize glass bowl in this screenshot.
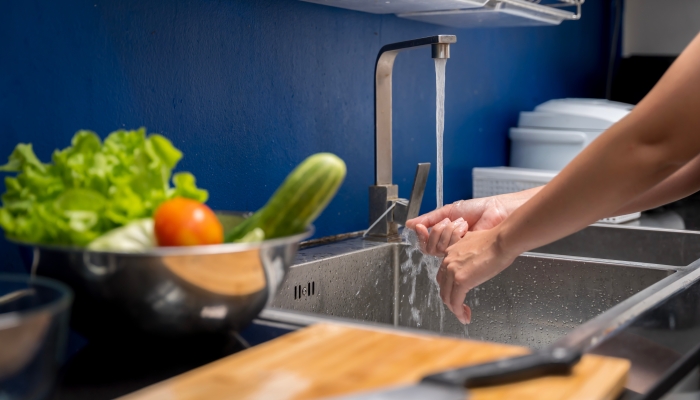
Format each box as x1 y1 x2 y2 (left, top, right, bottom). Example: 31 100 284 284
0 274 73 400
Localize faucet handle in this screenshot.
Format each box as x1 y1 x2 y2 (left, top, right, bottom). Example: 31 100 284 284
393 163 430 226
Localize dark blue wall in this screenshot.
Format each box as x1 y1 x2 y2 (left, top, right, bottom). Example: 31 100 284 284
0 0 611 272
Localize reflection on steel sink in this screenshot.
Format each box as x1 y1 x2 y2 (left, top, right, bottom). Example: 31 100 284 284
270 233 675 348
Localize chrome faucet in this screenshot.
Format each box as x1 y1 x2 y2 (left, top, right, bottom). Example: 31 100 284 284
365 35 457 242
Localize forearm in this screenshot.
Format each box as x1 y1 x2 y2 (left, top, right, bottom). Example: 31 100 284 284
494 186 543 212
496 34 700 256
612 154 700 215
498 154 700 218
492 149 700 221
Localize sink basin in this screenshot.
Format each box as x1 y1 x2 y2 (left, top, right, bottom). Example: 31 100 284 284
533 224 700 266
260 227 700 397
270 234 675 348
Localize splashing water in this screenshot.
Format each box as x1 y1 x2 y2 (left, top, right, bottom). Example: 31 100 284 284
435 58 446 209
401 229 446 333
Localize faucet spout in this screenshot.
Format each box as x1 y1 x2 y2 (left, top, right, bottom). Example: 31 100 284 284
367 35 456 242
432 43 451 59
374 35 456 187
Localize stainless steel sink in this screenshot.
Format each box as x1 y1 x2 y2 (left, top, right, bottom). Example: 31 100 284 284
259 228 700 397
534 224 700 266
270 234 676 348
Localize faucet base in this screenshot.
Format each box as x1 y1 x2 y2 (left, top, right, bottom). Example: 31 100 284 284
366 184 399 240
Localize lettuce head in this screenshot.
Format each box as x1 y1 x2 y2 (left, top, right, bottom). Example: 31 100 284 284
0 128 208 246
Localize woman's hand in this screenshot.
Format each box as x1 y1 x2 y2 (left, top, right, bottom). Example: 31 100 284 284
406 189 539 256
405 197 508 256
410 33 700 326
437 227 517 324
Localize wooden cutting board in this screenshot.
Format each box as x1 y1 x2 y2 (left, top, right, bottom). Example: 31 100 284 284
122 323 629 400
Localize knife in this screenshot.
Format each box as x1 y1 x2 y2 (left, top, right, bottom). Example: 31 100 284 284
330 347 581 399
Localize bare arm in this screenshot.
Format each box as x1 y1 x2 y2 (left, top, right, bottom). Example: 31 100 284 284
409 154 700 256
613 153 700 215
407 155 700 255
469 152 700 223
438 33 700 324
500 33 700 256
505 155 700 218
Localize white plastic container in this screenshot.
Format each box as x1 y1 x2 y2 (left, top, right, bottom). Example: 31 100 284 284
537 98 633 110
518 111 609 133
510 98 634 171
472 167 641 224
534 98 631 125
509 128 587 170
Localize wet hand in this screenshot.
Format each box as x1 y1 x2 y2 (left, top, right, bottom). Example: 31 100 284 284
406 197 511 239
414 217 468 256
437 227 517 324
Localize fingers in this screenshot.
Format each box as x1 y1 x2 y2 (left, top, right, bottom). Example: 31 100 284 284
439 261 472 324
426 218 451 255
439 248 473 324
437 218 465 254
436 262 446 304
423 218 468 256
415 224 430 251
439 259 455 314
405 204 453 230
448 219 468 248
462 304 472 324
450 278 471 325
436 260 454 311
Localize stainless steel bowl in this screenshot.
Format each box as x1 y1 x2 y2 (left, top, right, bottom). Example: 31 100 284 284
17 213 312 337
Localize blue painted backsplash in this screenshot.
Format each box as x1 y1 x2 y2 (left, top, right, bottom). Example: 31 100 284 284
0 0 613 271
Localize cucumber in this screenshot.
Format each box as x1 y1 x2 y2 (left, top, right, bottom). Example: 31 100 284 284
225 153 346 242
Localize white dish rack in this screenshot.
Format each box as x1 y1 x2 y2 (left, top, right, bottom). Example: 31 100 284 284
300 0 583 28
473 167 641 224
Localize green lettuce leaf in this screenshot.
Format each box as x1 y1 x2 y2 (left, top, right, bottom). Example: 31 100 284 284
171 172 208 203
0 143 47 173
0 128 208 246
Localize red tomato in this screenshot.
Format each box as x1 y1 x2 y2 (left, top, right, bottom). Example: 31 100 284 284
154 198 223 246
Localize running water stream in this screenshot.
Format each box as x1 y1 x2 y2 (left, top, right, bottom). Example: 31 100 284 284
400 229 470 338
397 61 472 337
434 58 446 209
401 229 445 332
